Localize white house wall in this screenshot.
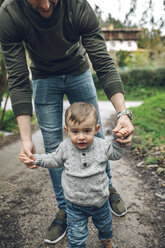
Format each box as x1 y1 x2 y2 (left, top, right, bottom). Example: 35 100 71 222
106 40 138 51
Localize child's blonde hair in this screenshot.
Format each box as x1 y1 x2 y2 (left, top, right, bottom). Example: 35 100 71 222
65 102 98 126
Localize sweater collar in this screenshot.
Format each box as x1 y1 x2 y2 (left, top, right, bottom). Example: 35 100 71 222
23 0 64 28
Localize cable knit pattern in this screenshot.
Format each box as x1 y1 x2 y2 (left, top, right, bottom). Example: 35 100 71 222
35 136 124 207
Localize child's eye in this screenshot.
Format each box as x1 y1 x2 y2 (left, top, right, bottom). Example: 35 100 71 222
85 129 91 133
72 130 78 134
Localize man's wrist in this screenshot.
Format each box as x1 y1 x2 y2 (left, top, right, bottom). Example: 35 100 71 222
117 109 133 120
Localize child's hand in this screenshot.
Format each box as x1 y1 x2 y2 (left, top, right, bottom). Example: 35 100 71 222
112 128 129 140
112 114 134 144
116 128 129 139
19 153 38 169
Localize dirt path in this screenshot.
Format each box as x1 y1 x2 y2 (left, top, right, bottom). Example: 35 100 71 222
0 102 164 248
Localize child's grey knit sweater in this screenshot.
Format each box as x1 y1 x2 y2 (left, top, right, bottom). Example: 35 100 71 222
35 136 124 208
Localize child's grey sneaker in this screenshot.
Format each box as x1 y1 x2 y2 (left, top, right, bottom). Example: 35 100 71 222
44 209 67 244
109 186 127 217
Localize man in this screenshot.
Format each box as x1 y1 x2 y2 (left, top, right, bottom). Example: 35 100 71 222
0 0 134 244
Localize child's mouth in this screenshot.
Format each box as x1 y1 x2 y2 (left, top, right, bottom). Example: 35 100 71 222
77 142 87 148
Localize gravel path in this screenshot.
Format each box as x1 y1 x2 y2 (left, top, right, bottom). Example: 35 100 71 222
0 101 164 248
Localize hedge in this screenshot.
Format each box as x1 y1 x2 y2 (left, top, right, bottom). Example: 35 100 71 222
93 67 165 89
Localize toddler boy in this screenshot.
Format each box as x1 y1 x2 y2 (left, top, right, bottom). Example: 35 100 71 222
20 102 127 248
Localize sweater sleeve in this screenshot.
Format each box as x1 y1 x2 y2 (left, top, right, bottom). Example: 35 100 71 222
73 0 124 99
34 142 65 168
104 135 125 160
0 7 32 117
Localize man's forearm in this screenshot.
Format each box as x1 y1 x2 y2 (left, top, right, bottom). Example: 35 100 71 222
16 115 32 142
110 92 134 143
109 92 126 113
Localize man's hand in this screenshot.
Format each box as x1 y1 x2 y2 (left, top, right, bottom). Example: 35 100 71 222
109 93 134 144
112 115 134 144
19 152 38 169
17 115 38 169
21 140 36 157
20 140 38 169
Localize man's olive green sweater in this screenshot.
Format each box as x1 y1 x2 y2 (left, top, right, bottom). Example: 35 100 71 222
0 0 124 117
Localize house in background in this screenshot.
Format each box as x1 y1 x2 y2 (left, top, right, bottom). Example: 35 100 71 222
102 24 141 51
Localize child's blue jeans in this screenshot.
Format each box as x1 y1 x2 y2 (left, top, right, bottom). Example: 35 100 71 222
66 199 113 248
32 69 112 210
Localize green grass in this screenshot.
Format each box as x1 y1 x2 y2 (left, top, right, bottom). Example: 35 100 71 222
130 93 165 167
95 88 165 168
124 86 165 101
96 90 107 101
96 87 165 101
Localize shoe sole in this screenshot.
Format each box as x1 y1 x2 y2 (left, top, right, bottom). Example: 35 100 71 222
44 229 67 244
110 206 127 217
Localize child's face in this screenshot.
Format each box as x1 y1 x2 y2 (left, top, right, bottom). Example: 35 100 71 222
65 115 100 150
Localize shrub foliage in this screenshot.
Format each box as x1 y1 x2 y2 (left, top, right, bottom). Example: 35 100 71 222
93 67 165 89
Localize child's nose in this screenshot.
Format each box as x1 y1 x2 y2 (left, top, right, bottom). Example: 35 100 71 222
78 132 85 139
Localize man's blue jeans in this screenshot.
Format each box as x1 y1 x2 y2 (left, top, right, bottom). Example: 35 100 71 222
33 69 112 210
66 199 113 248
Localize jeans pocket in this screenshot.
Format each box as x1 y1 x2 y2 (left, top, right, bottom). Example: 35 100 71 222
33 78 62 104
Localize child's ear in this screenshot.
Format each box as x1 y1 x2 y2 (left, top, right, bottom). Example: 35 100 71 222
95 124 100 134
64 125 68 133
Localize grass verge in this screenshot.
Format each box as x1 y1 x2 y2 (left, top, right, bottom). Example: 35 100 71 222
130 93 165 171
96 87 165 101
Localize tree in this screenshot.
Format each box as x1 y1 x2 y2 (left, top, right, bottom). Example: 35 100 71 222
125 0 165 33
0 0 9 128
94 5 130 28
105 14 128 28
138 28 165 65
0 0 7 106
0 52 8 107
94 5 105 26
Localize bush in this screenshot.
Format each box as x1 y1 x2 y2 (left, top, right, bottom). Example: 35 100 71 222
0 107 37 132
0 108 18 132
92 72 102 89
152 68 165 87
116 51 131 68
119 67 165 88
92 67 165 90
116 50 150 68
